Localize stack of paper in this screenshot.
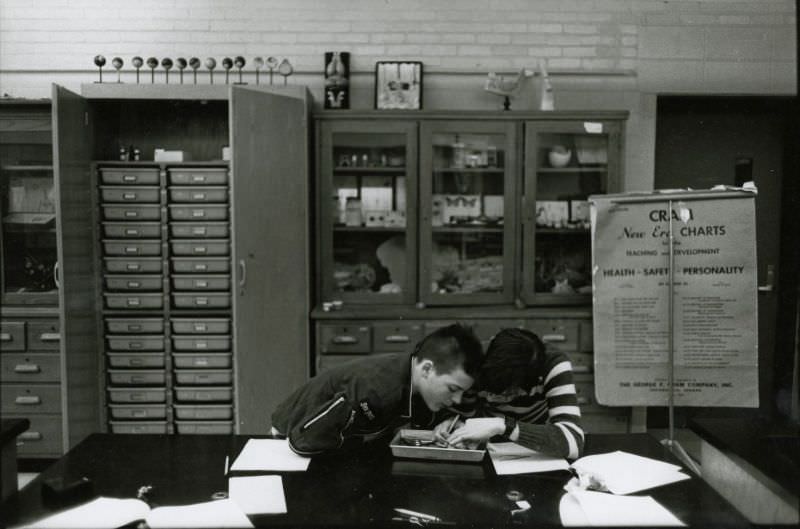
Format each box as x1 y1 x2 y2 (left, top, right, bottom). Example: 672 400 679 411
560 490 686 527
229 475 287 514
229 438 311 472
487 441 570 475
570 451 690 495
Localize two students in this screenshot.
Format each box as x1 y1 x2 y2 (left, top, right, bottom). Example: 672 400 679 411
272 324 582 459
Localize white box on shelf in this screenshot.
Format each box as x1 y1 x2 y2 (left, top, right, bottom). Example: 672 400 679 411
154 149 190 162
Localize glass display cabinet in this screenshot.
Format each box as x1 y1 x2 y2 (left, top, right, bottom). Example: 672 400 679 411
318 121 417 305
0 101 57 305
313 111 636 434
419 121 517 305
522 119 623 305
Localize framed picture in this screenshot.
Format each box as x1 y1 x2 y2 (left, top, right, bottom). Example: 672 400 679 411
374 61 423 110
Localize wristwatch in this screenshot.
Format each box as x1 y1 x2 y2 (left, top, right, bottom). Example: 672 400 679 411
503 416 517 438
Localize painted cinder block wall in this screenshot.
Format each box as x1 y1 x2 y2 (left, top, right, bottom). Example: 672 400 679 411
0 0 796 191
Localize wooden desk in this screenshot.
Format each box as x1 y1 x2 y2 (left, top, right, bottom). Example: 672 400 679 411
3 433 748 528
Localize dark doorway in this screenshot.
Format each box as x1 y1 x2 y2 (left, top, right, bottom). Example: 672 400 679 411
653 95 799 427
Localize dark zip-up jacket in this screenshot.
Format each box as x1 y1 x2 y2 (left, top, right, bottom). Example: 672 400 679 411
271 353 420 455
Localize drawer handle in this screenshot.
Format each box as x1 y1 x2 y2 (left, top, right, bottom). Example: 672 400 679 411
194 359 209 367
192 193 206 200
40 332 60 342
196 342 208 349
192 227 207 235
193 247 207 254
192 210 205 218
128 324 142 331
195 298 208 306
131 375 145 383
15 395 41 405
125 246 139 254
123 193 137 200
127 298 141 306
195 264 208 271
127 281 141 288
0 332 12 342
131 393 146 401
123 175 137 182
14 364 41 373
194 324 208 332
130 342 143 349
197 374 210 381
126 264 141 271
385 335 410 343
332 336 358 345
125 229 139 236
191 175 206 183
542 334 566 343
19 431 42 441
132 410 147 417
129 358 143 366
196 280 208 288
125 211 139 218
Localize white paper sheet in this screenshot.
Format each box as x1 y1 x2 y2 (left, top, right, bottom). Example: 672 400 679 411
14 497 150 529
229 475 287 514
570 451 690 495
145 499 253 528
230 439 311 472
487 441 570 475
563 490 686 526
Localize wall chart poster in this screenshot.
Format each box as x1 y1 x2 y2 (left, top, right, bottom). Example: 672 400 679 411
590 189 758 407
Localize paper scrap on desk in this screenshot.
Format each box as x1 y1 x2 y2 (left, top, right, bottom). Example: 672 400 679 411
13 497 150 528
570 450 690 495
230 438 311 472
560 490 686 526
229 475 287 514
487 441 570 474
145 499 253 528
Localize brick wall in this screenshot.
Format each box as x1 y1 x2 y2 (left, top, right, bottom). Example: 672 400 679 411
0 0 795 189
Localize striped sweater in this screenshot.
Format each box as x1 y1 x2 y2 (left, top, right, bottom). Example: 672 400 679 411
458 351 584 459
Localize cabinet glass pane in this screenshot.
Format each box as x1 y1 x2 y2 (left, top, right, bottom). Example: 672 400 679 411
429 132 506 296
1 151 57 298
330 132 408 296
534 132 608 296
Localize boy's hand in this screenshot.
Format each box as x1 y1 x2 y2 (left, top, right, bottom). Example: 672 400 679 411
446 417 505 447
432 417 463 446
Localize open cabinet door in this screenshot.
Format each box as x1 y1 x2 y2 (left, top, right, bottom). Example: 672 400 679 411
230 86 311 433
52 84 101 448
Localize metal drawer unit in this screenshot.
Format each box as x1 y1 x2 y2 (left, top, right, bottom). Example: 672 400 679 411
96 163 233 435
97 164 168 433
171 318 233 431
0 318 64 457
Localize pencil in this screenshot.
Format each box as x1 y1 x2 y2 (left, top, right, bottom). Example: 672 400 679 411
446 414 460 435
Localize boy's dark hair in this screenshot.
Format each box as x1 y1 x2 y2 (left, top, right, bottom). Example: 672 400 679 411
479 328 546 393
413 323 483 378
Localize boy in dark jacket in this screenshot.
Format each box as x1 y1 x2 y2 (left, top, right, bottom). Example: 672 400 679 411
271 323 483 456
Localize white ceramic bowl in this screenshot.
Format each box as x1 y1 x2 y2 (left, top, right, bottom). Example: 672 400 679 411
548 147 572 168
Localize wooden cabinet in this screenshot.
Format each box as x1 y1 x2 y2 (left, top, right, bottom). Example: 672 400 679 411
1 99 101 457
61 83 311 435
313 110 637 433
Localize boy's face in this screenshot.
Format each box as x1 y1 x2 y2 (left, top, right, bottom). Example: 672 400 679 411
416 361 474 411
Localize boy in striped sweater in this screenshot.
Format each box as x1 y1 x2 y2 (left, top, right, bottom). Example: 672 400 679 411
438 328 584 459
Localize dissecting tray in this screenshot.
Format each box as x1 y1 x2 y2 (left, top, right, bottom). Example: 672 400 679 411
389 429 486 462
